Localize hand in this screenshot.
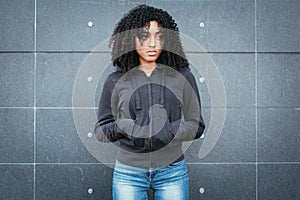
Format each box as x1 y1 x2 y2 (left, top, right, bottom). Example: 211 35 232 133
116 118 135 139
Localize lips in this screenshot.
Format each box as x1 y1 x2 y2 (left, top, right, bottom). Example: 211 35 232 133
147 50 157 56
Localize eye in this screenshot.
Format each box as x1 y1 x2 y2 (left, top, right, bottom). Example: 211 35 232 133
140 32 149 41
156 33 163 40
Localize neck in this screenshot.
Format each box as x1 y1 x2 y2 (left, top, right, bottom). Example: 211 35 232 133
139 63 157 76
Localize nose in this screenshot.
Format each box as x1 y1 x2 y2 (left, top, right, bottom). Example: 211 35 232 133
148 35 156 47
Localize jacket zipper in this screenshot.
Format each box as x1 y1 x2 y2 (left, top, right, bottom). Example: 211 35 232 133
147 75 153 168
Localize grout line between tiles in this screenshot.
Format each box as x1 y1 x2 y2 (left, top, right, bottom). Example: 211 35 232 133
0 107 97 109
186 162 300 165
254 0 258 199
33 0 37 199
1 51 300 54
1 106 300 109
1 162 299 165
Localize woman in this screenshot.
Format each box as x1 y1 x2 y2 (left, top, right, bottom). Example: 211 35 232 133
94 4 205 200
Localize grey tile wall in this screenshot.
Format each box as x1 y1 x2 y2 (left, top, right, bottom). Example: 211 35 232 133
186 108 256 163
36 109 99 163
258 108 300 162
188 164 256 200
36 0 134 51
0 109 34 163
0 0 34 51
208 53 256 108
258 164 300 199
1 0 299 199
147 0 255 52
257 0 300 52
36 164 113 200
0 54 34 107
36 53 88 107
187 53 256 109
0 165 33 199
258 54 300 108
36 53 114 107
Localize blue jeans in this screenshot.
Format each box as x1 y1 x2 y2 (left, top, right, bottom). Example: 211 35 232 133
112 160 189 200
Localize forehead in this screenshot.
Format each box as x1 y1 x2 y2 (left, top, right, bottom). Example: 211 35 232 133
143 21 161 32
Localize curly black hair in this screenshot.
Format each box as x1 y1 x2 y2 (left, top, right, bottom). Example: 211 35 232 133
109 4 189 72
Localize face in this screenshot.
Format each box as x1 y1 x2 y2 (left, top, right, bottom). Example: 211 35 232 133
135 21 164 65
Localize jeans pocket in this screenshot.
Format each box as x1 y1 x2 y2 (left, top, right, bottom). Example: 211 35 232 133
167 159 185 168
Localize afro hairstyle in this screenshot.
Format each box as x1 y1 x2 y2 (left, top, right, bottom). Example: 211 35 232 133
109 4 189 72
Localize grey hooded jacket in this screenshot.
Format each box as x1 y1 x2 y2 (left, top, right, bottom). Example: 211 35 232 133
94 64 205 168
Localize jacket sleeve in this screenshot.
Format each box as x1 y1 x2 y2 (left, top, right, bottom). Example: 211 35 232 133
171 69 205 141
94 76 124 142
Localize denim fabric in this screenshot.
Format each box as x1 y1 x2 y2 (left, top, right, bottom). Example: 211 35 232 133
113 160 189 200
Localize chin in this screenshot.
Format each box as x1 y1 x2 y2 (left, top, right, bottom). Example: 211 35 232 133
146 56 159 62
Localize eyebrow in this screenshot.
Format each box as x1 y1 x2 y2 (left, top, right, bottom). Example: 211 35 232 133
142 30 162 34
